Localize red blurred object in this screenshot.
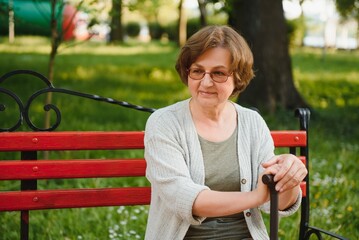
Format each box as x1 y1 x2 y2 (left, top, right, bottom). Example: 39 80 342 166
62 4 77 40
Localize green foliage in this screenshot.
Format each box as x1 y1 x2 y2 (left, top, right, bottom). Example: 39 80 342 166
125 22 141 37
0 37 358 239
161 17 229 43
148 22 164 40
187 18 202 38
286 16 306 47
162 22 178 42
126 0 167 23
335 0 359 21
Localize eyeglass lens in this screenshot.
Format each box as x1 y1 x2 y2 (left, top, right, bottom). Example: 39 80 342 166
188 69 230 83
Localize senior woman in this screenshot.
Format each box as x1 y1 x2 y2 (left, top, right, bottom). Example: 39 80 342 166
144 25 307 240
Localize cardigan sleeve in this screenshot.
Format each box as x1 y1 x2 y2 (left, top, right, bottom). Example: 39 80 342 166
145 109 209 225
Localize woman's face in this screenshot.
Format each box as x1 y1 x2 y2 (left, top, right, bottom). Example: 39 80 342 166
188 47 234 109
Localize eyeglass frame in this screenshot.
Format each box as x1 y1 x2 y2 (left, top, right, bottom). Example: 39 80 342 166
186 68 233 83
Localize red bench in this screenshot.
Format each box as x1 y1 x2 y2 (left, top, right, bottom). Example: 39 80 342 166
0 130 307 240
0 70 347 240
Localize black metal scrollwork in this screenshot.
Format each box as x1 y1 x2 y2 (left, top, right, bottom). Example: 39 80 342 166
0 69 156 132
304 229 323 240
0 87 24 131
303 226 349 240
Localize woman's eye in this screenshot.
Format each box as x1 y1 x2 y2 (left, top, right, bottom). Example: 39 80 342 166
213 71 226 76
192 69 204 74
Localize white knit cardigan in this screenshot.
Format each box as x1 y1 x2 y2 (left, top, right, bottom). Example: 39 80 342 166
144 99 301 240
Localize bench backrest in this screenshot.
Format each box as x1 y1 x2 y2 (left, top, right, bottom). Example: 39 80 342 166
0 130 307 212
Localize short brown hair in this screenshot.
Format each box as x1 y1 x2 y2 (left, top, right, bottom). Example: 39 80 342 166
175 25 255 96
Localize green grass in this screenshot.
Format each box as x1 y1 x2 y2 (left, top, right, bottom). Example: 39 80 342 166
1 37 358 239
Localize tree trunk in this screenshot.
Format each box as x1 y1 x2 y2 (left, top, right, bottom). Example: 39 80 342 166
110 0 123 43
45 0 61 130
8 0 15 43
229 0 308 112
178 0 187 47
197 0 207 27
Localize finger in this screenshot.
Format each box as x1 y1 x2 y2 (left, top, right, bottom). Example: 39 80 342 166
263 168 278 177
276 167 307 192
273 155 307 191
273 154 303 182
275 160 301 190
263 164 280 175
262 155 280 168
275 168 297 191
273 158 293 182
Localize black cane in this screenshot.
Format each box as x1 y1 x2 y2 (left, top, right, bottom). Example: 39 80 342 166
262 174 279 240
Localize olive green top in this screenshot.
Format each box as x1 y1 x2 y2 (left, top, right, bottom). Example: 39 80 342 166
184 127 252 239
200 127 240 192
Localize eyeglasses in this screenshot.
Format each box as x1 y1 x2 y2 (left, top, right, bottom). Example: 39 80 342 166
187 68 232 83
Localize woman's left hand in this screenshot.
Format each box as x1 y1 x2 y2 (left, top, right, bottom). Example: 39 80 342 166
262 154 307 193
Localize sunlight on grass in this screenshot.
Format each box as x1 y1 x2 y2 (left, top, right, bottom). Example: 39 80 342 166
0 36 51 54
74 65 98 81
292 47 359 111
62 42 176 56
0 36 176 56
293 68 359 83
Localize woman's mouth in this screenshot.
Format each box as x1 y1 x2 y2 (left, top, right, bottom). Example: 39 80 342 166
199 91 216 96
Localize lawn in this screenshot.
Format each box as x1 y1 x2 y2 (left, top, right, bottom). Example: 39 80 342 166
0 37 358 239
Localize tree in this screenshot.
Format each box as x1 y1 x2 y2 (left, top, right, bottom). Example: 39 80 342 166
127 0 164 23
298 0 307 47
198 0 208 26
227 0 307 112
335 0 359 23
45 0 66 129
178 0 187 46
46 0 100 128
109 0 124 42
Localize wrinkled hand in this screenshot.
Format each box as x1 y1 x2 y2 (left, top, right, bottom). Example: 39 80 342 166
262 154 307 192
256 171 272 204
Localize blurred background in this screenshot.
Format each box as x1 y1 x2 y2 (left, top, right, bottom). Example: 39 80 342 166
1 0 357 48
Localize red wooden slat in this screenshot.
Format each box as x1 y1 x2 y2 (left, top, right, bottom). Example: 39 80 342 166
270 131 307 147
0 157 306 179
0 187 151 211
0 131 145 151
0 159 147 180
0 130 306 150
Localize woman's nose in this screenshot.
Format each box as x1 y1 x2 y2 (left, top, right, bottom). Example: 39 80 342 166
201 73 214 86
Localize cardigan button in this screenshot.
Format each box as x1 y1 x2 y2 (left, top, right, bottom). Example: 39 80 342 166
245 212 251 217
241 178 247 184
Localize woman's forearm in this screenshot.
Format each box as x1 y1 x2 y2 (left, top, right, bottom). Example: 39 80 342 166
192 189 267 217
